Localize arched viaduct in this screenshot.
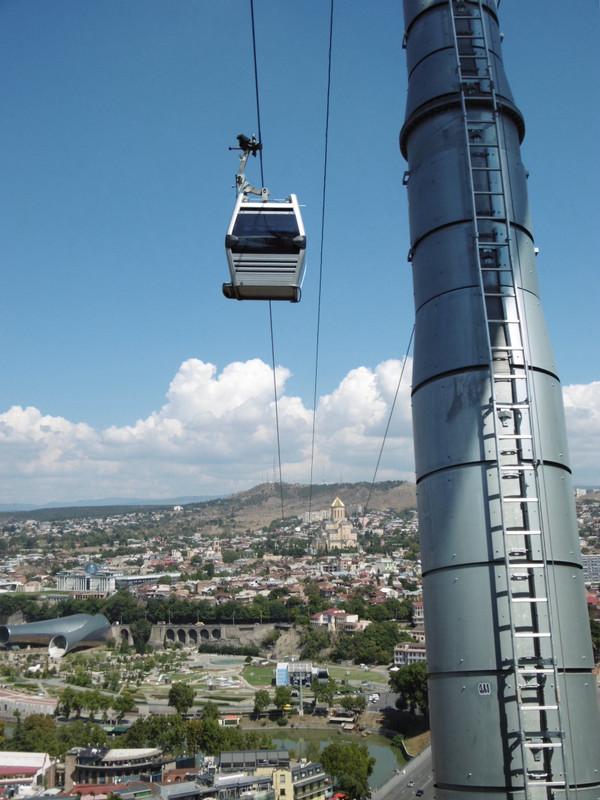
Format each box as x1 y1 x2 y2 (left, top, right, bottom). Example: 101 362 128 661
111 622 286 649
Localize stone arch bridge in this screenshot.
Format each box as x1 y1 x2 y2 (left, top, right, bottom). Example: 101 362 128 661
112 622 286 649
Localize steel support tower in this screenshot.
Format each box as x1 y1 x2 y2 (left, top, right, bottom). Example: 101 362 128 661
400 2 600 799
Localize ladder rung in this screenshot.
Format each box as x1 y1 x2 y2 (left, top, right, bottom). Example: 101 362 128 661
514 632 551 638
497 434 532 440
509 561 544 568
524 742 563 749
490 345 524 351
506 529 540 535
517 667 554 672
511 597 548 603
504 497 539 503
500 464 532 471
461 81 492 89
526 782 565 788
521 705 558 711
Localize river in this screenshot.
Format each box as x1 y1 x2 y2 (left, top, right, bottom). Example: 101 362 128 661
269 728 406 790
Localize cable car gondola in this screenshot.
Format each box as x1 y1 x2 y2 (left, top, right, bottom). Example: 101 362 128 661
223 135 306 302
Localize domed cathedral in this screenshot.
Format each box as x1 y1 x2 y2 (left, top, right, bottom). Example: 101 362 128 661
314 497 358 552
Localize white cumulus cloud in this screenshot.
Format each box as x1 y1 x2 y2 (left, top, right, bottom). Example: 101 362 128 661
563 381 600 487
0 360 598 506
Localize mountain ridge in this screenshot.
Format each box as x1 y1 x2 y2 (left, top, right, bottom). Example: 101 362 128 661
0 481 417 526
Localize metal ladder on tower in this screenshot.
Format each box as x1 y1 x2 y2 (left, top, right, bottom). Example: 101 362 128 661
447 2 570 798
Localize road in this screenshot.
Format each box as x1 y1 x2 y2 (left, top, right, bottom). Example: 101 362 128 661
372 746 433 800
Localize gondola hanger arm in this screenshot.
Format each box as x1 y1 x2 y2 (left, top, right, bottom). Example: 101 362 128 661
229 134 269 200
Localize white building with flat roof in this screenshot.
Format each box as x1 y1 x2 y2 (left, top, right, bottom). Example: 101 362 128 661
394 642 427 667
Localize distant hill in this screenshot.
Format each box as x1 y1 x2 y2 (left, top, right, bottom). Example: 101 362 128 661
183 480 418 530
1 482 596 531
0 495 216 513
0 481 417 527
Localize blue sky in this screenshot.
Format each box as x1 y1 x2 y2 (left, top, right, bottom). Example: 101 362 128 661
1 1 599 505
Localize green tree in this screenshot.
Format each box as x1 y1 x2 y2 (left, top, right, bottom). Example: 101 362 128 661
82 688 104 721
19 715 58 755
56 719 107 756
340 693 366 713
185 719 205 754
11 713 28 750
168 682 196 715
300 629 330 660
320 741 375 800
102 589 141 625
312 677 337 708
197 718 226 755
112 691 137 721
330 620 406 664
305 739 321 764
103 669 121 693
390 661 429 715
122 714 187 755
129 618 153 653
253 689 270 717
57 686 77 719
70 667 92 687
200 700 220 721
304 582 325 614
274 685 292 711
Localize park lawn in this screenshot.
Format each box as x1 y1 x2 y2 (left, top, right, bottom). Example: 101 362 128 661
242 665 275 687
328 665 382 683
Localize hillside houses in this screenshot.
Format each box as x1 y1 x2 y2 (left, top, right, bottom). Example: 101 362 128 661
0 493 426 612
2 489 596 620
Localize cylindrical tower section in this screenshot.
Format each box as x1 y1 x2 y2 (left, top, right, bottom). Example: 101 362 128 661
400 1 600 799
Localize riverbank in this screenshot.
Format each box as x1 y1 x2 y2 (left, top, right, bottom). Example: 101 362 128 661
239 709 430 756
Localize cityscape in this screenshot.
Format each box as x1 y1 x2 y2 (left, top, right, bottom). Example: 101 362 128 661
0 483 598 800
1 1 599 799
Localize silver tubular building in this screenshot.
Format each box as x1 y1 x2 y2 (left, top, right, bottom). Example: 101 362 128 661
399 2 600 799
0 613 111 658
